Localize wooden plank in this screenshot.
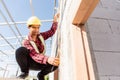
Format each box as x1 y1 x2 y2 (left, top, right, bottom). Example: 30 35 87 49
73 0 99 25
81 25 96 80
70 24 88 80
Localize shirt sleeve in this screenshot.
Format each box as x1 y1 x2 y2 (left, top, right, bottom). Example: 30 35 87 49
40 22 58 40
22 39 49 64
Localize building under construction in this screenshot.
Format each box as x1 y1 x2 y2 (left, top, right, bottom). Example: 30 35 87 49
0 0 120 80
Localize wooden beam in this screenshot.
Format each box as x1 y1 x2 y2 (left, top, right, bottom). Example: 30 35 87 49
73 0 99 25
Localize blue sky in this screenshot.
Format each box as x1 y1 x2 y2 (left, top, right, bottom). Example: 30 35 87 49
1 0 55 21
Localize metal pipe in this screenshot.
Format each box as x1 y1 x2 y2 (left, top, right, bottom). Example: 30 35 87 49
54 0 57 15
0 43 20 47
30 0 34 16
0 50 8 56
0 9 22 45
0 34 14 49
0 35 26 40
0 67 6 71
3 64 8 78
0 50 15 55
1 0 23 40
0 19 53 26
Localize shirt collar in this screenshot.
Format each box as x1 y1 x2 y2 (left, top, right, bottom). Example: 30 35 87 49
28 33 39 41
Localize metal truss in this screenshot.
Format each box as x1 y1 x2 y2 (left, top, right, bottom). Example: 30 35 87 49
0 0 58 78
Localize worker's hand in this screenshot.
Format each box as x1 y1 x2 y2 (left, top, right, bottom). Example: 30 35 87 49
53 13 60 22
47 57 60 66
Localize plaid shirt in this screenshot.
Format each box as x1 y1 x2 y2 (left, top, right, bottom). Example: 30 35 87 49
22 22 58 64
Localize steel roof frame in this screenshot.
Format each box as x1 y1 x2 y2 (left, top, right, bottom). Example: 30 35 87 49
0 0 58 77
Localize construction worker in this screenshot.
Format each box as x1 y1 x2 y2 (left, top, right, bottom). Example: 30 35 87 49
15 13 59 80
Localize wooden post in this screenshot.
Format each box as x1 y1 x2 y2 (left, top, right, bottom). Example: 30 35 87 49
73 0 99 25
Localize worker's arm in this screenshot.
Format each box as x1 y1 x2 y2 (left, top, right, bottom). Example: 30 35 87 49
40 13 59 40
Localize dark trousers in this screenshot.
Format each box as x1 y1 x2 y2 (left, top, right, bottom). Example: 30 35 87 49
15 47 58 76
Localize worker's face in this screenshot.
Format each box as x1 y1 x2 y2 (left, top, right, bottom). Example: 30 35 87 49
28 25 40 36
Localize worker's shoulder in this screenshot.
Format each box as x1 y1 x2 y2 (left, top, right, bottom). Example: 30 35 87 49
22 36 29 44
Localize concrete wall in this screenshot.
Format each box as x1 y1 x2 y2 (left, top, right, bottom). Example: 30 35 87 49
87 0 120 80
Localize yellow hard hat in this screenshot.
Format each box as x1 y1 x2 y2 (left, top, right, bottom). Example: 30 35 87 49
27 16 41 27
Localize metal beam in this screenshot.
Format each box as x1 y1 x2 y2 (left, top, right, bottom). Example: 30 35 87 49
1 0 22 39
0 9 22 44
0 34 14 49
0 35 26 40
0 50 8 56
30 0 34 16
0 19 53 26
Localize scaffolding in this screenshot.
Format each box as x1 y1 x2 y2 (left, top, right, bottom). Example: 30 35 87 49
0 0 58 78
